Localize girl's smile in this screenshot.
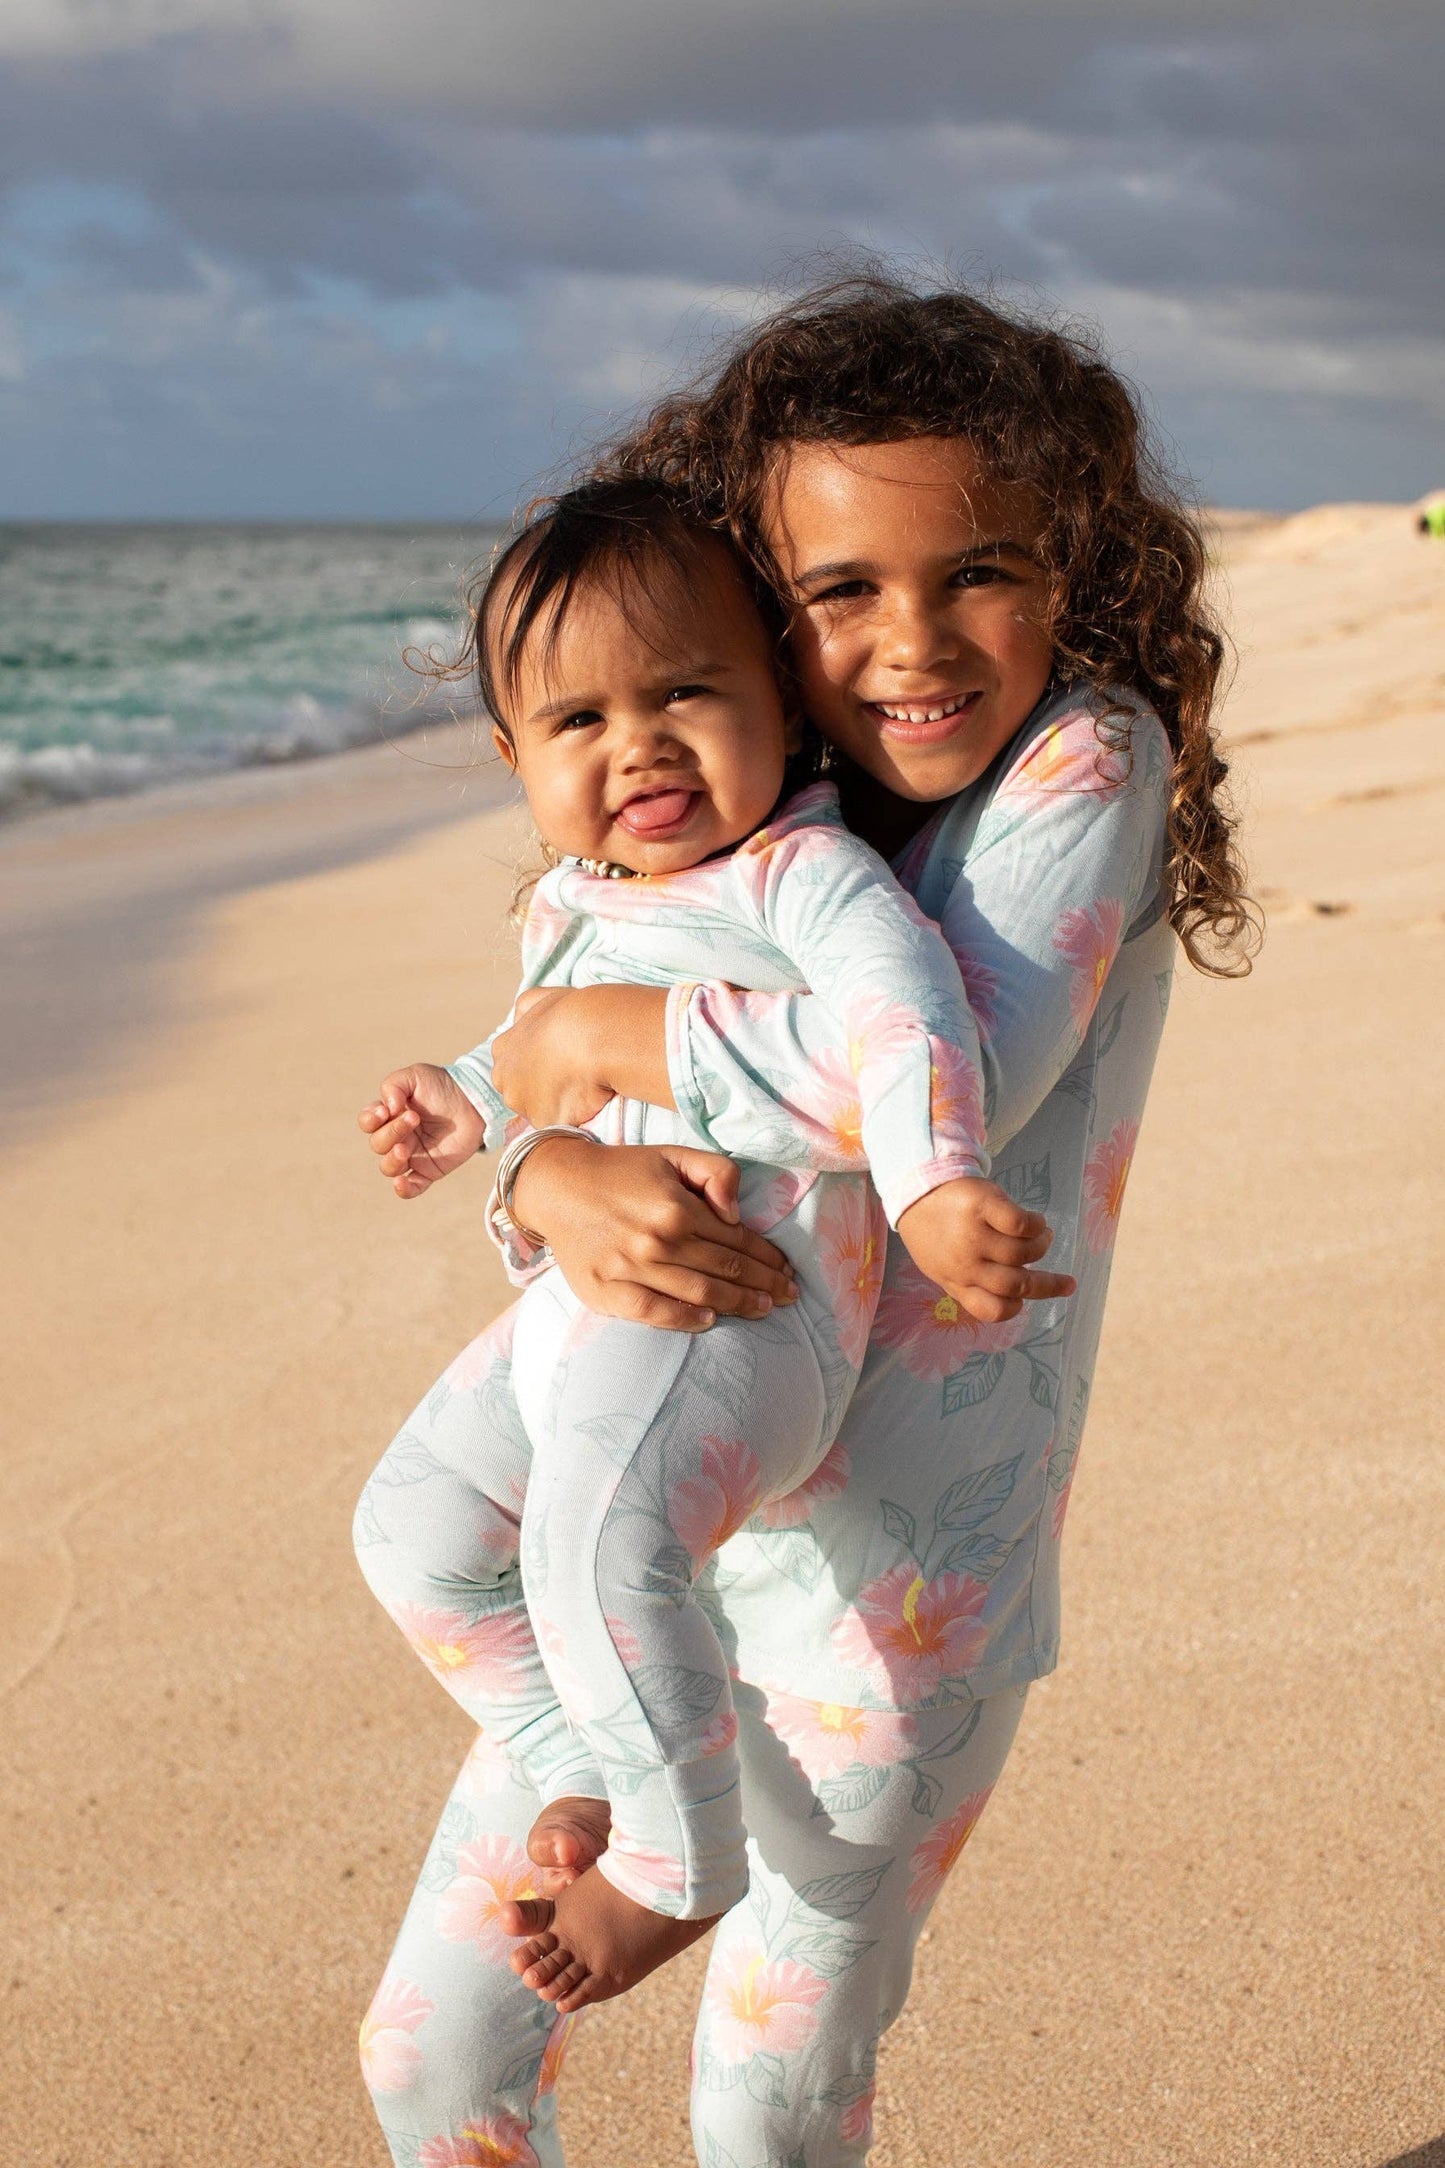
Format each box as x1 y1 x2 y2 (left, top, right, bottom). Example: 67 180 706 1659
764 435 1055 809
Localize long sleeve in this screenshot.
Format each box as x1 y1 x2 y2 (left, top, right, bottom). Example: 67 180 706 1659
667 813 988 1226
667 699 1171 1172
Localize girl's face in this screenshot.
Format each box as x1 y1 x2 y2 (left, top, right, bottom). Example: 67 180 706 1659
763 436 1053 805
492 537 791 875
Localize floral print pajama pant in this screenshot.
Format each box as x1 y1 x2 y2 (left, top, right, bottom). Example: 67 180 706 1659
355 1294 1026 2167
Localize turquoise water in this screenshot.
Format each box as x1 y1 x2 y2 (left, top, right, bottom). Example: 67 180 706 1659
0 522 498 814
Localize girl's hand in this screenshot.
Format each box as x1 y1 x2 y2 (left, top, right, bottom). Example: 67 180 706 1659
897 1177 1076 1324
358 1063 485 1199
492 985 673 1127
511 1137 798 1332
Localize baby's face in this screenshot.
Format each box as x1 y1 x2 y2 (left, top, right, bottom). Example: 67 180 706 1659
494 538 792 874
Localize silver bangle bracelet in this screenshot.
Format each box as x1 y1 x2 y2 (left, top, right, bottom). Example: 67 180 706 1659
490 1124 599 1250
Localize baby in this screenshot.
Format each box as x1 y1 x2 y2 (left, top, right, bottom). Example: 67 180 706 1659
357 478 1058 2011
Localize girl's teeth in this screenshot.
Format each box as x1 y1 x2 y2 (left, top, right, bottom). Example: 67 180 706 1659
877 697 968 723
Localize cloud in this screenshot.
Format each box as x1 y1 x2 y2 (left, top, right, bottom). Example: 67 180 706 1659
0 0 1439 513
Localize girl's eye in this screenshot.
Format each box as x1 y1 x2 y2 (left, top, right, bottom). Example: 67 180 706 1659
664 683 710 705
806 580 870 605
952 562 1011 589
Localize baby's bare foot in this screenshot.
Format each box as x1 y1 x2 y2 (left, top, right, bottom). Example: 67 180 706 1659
505 1868 721 2013
516 1796 613 1901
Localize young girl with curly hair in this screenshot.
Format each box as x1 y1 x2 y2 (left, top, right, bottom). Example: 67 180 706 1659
355 271 1252 2168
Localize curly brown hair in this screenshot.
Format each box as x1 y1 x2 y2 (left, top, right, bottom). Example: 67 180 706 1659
601 271 1257 976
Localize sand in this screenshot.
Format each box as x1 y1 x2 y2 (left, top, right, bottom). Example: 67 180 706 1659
2 506 1442 2168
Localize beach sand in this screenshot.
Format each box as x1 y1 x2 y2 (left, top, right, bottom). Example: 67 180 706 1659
3 506 1442 2167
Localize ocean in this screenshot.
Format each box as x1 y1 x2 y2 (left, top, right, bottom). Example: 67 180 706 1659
0 522 500 817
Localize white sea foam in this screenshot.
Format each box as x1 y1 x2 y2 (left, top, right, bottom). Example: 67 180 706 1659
0 521 495 820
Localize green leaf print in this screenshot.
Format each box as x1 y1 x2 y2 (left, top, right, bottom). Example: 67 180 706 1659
1095 993 1127 1060
933 1455 1022 1533
748 1527 823 1592
629 1662 725 1724
642 1541 695 1604
1026 1356 1058 1411
350 1489 388 1549
495 2044 547 2097
810 1764 892 1818
998 1153 1052 1211
704 2125 745 2160
919 1700 983 1766
698 2052 746 2097
378 2128 424 2168
372 1433 439 1486
791 1862 891 1920
940 1351 1007 1414
879 1499 918 1555
1155 967 1174 1016
416 1797 477 1892
932 1531 1014 1581
784 1921 877 1978
744 2053 791 2109
911 1768 943 1818
1047 1376 1091 1492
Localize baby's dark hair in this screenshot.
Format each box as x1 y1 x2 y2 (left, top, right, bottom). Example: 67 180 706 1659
465 474 783 740
603 270 1257 974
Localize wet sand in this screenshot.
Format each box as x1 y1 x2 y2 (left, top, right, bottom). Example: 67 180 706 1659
2 505 1442 2166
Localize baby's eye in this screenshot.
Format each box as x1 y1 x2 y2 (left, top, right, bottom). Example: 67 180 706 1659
555 708 604 733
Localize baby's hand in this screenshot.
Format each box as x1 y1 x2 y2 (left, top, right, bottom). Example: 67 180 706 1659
897 1176 1076 1324
357 1064 486 1199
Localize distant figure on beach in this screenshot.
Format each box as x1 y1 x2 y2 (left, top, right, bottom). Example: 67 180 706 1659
1418 495 1445 538
353 273 1255 2168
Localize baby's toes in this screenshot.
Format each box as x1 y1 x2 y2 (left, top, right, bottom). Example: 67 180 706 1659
522 1944 577 1992
535 1956 590 2006
508 1932 557 1979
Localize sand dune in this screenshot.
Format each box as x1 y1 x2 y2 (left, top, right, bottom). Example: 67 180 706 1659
2 505 1442 2167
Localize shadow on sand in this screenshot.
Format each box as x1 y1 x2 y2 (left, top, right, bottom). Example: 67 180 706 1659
1377 2141 1445 2168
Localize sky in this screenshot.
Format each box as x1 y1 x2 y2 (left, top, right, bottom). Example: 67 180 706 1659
1 0 1441 518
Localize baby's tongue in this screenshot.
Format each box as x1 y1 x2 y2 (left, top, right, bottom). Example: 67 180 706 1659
616 788 695 836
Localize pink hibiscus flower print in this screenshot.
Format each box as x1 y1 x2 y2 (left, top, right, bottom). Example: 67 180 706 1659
358 1970 432 2095
603 1613 645 1670
536 2013 577 2098
814 1184 887 1366
669 1436 765 1564
442 1309 517 1392
839 2084 876 2146
419 2116 540 2168
872 1258 1024 1383
1053 898 1126 1034
436 1835 538 1961
830 1562 989 1697
703 1943 830 2066
905 1786 996 1911
387 1603 536 1696
697 1706 739 1757
745 1164 816 1233
756 1439 850 1529
948 945 1000 1039
927 1038 985 1147
458 1728 515 1801
601 1838 687 1910
1082 1118 1140 1253
763 1686 917 1780
789 1046 866 1167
